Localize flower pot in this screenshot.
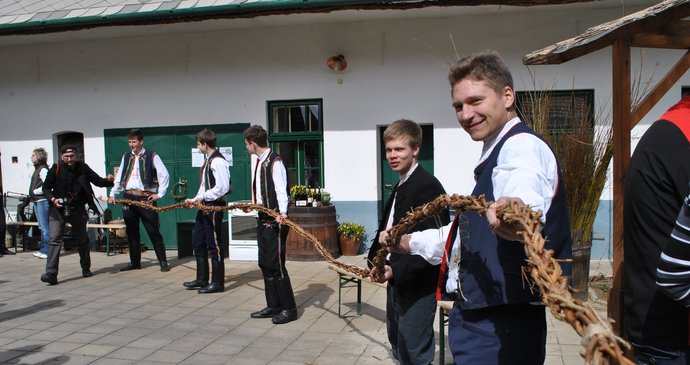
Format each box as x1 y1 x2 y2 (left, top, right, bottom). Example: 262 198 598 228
339 236 361 256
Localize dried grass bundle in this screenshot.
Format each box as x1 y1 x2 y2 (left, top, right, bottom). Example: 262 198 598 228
518 88 613 245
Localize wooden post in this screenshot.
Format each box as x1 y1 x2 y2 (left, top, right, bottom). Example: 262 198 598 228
608 39 631 336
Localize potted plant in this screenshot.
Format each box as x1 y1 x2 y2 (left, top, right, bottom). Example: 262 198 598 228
289 185 308 207
337 221 365 256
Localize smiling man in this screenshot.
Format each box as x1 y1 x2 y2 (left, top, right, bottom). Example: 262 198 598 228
366 119 449 364
109 129 171 272
386 50 572 365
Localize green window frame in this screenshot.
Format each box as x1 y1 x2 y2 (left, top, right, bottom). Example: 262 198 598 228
267 99 324 189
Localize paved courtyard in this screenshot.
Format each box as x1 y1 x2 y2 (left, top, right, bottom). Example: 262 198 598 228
0 247 611 364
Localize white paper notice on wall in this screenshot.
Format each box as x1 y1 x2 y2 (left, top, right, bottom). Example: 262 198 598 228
191 147 233 167
219 147 233 166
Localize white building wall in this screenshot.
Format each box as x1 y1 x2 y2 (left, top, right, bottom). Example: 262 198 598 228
0 1 687 203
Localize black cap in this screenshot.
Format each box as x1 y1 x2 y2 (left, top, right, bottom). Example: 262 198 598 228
60 145 77 155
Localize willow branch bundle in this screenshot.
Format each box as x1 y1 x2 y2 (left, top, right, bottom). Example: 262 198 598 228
106 198 370 278
382 194 632 365
372 194 489 276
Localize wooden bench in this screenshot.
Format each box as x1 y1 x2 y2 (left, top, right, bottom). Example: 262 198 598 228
4 221 126 255
328 264 386 318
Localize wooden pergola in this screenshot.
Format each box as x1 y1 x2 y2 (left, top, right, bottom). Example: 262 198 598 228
524 0 690 334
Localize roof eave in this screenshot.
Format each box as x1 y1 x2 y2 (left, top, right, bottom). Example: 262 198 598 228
0 0 597 36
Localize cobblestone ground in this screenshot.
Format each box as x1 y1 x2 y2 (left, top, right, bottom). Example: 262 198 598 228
0 244 613 365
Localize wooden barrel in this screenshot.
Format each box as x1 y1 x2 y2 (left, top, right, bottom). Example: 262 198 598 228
286 205 339 261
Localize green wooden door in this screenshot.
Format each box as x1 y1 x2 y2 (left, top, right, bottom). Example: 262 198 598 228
378 124 436 219
104 123 251 250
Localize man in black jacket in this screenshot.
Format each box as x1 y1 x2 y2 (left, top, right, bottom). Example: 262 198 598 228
40 145 114 285
624 96 690 362
368 119 449 364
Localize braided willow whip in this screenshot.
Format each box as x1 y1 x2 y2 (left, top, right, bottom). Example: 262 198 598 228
105 198 370 278
383 193 632 365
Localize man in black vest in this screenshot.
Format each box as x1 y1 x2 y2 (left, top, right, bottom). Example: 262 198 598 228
244 125 297 325
109 129 171 272
40 145 114 285
182 129 230 294
367 119 449 364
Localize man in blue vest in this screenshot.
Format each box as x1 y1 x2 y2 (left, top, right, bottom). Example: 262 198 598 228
109 129 171 272
244 125 297 325
182 129 230 294
387 50 572 364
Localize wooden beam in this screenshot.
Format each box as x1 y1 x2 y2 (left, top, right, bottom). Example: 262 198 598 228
658 19 690 36
631 50 690 126
631 34 690 49
631 20 690 48
609 39 631 337
524 0 690 65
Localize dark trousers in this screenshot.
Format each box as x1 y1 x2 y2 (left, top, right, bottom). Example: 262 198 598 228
448 303 546 365
387 286 437 365
257 219 290 278
122 193 166 263
191 201 224 262
632 343 690 365
46 205 90 276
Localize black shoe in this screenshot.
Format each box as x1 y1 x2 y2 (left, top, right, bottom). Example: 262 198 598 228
198 282 224 294
250 307 281 319
1 249 15 255
159 261 170 272
183 279 208 289
82 270 93 278
40 273 57 285
272 309 297 324
120 263 141 271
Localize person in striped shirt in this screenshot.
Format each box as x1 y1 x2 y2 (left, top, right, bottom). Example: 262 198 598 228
657 190 690 307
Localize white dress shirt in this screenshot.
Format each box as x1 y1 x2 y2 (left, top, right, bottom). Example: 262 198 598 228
408 117 559 294
110 148 170 198
194 151 230 202
253 149 289 215
385 163 419 230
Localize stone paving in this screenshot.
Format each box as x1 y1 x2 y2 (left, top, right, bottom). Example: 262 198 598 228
0 248 611 364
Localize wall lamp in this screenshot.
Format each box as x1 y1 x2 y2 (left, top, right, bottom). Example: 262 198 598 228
327 55 347 73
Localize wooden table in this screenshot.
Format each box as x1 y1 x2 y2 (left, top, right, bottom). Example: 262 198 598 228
86 223 127 256
4 221 126 255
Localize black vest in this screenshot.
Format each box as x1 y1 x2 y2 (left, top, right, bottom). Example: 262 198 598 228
259 150 285 212
30 163 49 202
201 149 230 200
119 149 158 190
